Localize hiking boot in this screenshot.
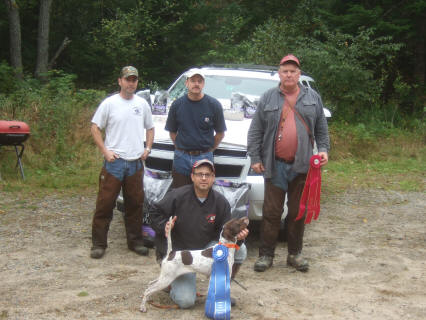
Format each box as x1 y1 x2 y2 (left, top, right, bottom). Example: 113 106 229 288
287 254 309 272
129 244 149 256
90 247 105 259
253 256 273 272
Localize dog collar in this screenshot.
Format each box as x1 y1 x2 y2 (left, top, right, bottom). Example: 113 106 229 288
218 242 240 250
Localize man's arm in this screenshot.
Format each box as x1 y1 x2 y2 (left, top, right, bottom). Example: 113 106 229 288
247 96 266 172
91 123 118 162
141 127 155 160
149 190 177 237
169 131 177 144
313 93 330 166
211 131 224 151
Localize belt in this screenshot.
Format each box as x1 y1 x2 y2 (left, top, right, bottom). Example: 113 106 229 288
275 157 294 164
177 148 209 156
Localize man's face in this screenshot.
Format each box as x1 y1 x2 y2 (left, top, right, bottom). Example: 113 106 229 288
191 165 215 193
118 75 138 96
185 75 205 95
278 63 300 89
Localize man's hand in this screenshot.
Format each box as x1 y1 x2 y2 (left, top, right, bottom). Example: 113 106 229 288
165 216 177 238
251 162 265 174
104 150 119 162
318 152 328 166
141 149 150 161
236 228 249 241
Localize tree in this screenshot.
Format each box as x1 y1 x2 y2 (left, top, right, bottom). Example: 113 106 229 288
3 0 23 78
35 0 52 79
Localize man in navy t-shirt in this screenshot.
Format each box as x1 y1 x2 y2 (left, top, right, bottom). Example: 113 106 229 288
165 69 226 188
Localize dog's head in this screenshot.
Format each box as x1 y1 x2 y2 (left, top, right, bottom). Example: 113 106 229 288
221 217 249 242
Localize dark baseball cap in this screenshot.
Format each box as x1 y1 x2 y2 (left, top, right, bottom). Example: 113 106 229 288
279 54 300 67
192 159 215 173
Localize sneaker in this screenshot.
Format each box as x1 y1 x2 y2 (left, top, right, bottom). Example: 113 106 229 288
253 256 273 272
129 244 149 256
287 254 309 272
90 247 105 259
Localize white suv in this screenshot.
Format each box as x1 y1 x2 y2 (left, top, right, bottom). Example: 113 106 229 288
116 65 330 223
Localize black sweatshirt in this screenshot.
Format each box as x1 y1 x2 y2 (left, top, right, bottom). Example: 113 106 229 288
150 184 231 251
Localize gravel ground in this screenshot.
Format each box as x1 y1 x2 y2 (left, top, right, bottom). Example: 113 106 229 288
0 188 425 320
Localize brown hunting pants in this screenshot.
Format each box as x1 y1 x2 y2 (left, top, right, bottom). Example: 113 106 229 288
259 173 307 257
92 164 144 249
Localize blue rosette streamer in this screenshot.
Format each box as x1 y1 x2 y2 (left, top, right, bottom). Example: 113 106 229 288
205 244 231 320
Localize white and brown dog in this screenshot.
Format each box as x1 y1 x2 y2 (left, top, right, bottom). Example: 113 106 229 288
140 216 249 312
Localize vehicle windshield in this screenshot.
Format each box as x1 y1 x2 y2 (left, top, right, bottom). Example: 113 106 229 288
168 75 278 101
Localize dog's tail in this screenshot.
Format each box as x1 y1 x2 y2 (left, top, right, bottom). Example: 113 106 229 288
166 216 173 257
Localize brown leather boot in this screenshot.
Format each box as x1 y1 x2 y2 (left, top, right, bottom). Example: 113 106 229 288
92 167 122 249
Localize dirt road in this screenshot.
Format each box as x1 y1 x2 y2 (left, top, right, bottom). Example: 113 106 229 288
0 189 425 319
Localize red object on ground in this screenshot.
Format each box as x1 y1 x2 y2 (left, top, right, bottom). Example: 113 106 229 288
0 120 30 145
0 120 31 179
295 154 322 224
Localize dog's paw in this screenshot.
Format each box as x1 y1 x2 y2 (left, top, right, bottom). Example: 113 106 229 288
139 305 147 313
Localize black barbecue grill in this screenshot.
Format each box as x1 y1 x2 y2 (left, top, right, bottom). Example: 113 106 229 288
0 120 30 179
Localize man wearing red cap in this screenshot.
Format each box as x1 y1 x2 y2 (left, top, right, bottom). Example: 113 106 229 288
149 159 248 308
247 54 330 272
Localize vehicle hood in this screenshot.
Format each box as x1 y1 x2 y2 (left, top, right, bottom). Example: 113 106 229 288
152 114 251 148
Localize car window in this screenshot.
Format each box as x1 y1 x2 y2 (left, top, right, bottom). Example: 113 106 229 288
168 76 187 101
168 74 278 101
204 75 277 99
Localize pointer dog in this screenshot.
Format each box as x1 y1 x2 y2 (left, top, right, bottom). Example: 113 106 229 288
140 216 249 312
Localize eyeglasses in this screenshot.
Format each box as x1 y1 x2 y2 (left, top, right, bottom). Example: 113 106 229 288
193 172 214 178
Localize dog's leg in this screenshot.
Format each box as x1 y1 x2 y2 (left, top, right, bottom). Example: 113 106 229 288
140 275 179 312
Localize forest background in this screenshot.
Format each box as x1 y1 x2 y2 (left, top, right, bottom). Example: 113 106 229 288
0 0 424 193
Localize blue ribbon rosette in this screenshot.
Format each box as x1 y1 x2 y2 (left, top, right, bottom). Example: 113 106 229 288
205 244 231 320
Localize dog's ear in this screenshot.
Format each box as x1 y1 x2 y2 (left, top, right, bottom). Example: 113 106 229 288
239 216 249 227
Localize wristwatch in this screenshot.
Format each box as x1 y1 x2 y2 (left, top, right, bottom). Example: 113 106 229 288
146 147 151 154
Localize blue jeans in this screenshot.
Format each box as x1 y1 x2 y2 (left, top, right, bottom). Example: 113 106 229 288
170 241 247 308
270 160 298 191
172 149 214 176
104 158 143 181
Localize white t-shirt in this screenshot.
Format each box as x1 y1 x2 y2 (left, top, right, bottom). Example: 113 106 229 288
92 93 154 160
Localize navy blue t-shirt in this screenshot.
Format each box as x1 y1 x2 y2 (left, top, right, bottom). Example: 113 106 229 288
165 94 226 150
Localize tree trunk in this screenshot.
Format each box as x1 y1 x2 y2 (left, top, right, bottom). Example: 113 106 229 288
35 0 53 79
4 0 23 79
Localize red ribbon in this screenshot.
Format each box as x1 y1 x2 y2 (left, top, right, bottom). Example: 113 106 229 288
295 155 322 224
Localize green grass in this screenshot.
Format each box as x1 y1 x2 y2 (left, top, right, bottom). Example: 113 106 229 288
1 122 425 199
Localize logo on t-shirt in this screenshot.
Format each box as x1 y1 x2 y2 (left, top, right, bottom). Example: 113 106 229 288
206 214 216 223
204 117 210 123
132 106 142 116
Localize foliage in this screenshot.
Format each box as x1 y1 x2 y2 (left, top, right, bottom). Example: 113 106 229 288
228 4 407 124
0 71 104 166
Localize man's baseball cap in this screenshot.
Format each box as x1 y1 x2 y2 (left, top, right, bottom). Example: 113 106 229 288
192 159 215 173
185 68 205 80
120 66 139 78
279 54 300 67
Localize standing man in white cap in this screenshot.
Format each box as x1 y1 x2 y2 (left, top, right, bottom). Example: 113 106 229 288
165 69 226 188
248 55 330 272
90 66 155 259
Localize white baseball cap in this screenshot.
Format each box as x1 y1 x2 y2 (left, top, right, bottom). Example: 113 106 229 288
185 68 205 80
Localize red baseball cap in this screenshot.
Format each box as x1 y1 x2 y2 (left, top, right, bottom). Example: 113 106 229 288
192 159 215 173
280 54 300 67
